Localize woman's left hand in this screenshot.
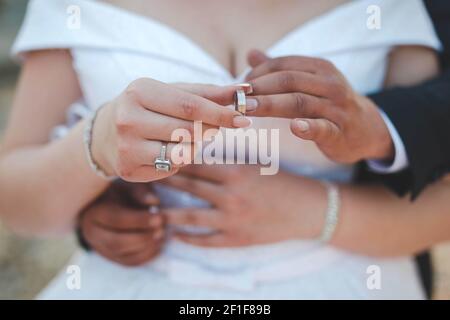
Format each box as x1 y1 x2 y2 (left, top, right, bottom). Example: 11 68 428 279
160 165 327 247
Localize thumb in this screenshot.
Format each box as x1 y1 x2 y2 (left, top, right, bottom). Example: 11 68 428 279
290 118 340 145
247 49 270 68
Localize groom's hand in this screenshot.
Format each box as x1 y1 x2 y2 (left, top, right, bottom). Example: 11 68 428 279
79 182 165 266
245 50 394 164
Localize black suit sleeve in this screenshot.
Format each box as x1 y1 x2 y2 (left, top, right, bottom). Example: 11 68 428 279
364 0 450 199
367 70 450 199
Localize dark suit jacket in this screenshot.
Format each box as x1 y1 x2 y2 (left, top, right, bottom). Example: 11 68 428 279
359 0 450 299
367 0 450 199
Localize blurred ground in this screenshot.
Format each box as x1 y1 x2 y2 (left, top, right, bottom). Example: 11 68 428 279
0 0 450 300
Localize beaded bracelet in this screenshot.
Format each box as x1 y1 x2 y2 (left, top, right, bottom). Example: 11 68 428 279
83 107 116 181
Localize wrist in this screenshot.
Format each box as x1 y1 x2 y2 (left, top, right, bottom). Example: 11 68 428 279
361 96 394 161
90 103 115 177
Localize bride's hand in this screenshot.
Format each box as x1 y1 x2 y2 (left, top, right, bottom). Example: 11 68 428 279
160 165 327 247
91 79 251 182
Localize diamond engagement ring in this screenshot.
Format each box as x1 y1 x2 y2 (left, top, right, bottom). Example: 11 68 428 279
154 144 172 172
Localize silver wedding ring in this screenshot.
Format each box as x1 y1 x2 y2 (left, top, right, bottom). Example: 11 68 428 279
234 89 247 115
154 144 172 172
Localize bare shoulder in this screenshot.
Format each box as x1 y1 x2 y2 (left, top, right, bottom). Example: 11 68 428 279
384 46 440 88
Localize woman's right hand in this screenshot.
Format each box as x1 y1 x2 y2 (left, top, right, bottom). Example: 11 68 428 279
91 78 250 182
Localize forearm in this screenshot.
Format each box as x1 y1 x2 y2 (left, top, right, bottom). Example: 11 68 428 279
0 120 109 236
329 181 450 257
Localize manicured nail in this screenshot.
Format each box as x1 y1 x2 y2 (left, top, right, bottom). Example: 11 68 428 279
233 115 252 128
246 98 258 112
153 229 164 240
296 120 310 132
234 83 253 94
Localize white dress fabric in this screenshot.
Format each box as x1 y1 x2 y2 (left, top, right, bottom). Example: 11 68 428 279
12 0 441 299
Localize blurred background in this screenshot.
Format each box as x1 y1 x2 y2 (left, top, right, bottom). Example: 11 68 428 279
0 0 449 299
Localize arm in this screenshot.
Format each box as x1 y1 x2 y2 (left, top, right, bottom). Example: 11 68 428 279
160 165 450 257
332 180 450 257
368 69 450 198
0 50 247 236
244 46 444 198
0 50 108 235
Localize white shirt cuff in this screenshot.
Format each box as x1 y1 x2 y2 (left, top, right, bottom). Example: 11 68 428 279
367 110 409 174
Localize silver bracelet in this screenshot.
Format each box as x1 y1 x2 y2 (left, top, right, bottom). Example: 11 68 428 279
318 181 341 243
83 107 116 181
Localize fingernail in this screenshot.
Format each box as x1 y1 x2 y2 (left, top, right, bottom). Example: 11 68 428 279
233 115 252 128
148 205 159 215
153 229 164 240
296 120 310 132
246 98 258 112
234 83 253 94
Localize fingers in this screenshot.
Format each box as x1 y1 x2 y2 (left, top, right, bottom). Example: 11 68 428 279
247 49 270 68
174 83 237 106
164 208 224 230
179 164 232 183
248 71 332 97
93 237 164 267
174 233 232 248
246 93 330 119
116 244 163 266
133 108 216 142
161 174 223 204
290 118 340 146
246 55 334 81
116 140 193 182
85 224 160 255
128 184 160 207
90 204 164 232
127 78 249 128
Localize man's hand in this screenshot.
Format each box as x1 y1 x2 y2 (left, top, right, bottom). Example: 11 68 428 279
159 165 326 247
79 182 165 266
245 50 394 163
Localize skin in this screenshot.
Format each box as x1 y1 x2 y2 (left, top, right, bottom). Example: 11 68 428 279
162 165 450 257
0 0 347 236
79 182 166 266
2 0 448 266
245 47 439 162
82 47 447 263
0 50 248 236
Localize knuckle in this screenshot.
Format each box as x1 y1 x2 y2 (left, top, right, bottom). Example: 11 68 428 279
115 108 133 133
292 93 306 115
278 72 297 91
125 79 145 100
179 98 199 119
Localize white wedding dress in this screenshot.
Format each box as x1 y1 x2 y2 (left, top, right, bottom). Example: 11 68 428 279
12 0 441 299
